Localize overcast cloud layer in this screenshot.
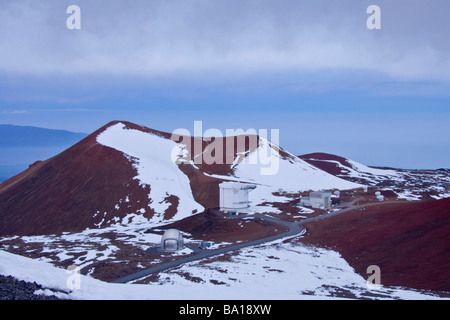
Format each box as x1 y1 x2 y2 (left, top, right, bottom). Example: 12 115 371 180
1 1 449 169
1 0 450 82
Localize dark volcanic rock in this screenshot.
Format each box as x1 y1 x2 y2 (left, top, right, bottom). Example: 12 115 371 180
0 275 63 300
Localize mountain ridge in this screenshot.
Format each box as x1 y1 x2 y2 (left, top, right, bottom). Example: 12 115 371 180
0 120 449 296
1 121 449 237
0 120 360 236
0 124 89 182
0 124 88 147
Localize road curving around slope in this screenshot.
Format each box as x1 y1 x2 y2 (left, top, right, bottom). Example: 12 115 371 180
110 204 359 284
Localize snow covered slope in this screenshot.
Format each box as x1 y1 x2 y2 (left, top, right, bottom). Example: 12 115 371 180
299 152 400 186
0 122 365 236
299 152 450 201
0 243 441 300
1 122 449 300
0 121 204 236
200 138 362 208
302 197 450 293
232 139 360 190
97 123 203 223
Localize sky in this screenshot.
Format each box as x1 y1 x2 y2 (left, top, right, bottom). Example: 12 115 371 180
0 0 449 169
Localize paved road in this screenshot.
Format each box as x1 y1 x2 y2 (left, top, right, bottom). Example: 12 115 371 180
110 204 358 284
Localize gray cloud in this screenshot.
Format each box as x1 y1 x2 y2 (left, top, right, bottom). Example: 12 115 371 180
0 0 449 83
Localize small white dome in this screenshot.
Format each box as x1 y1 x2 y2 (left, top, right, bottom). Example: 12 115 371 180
161 229 184 252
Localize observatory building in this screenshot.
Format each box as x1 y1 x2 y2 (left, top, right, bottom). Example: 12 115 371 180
375 191 385 202
299 190 332 209
219 182 257 215
160 229 184 252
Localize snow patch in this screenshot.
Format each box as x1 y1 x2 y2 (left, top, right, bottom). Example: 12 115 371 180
231 138 361 207
96 123 204 223
1 244 441 300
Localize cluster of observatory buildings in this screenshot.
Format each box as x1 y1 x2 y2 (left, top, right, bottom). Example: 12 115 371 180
218 182 335 213
159 181 338 252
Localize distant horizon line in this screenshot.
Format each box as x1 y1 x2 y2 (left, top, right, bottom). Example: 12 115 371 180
0 122 448 172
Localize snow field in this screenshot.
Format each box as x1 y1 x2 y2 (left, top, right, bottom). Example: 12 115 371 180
96 123 204 223
0 240 442 300
233 137 362 192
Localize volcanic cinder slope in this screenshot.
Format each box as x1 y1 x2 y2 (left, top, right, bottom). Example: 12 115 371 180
301 197 450 293
0 121 360 237
0 122 159 236
299 152 402 186
1 120 450 297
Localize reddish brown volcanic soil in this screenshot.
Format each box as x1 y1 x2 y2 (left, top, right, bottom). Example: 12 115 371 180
0 121 164 236
300 198 450 293
0 121 262 236
147 208 289 243
299 152 351 176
